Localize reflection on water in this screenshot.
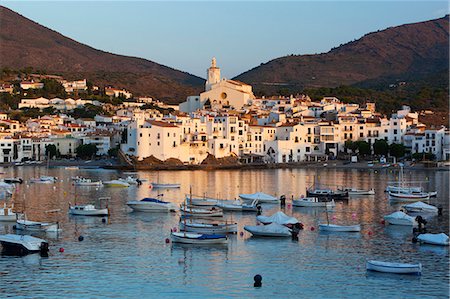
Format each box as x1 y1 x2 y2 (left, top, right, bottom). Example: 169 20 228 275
0 166 448 298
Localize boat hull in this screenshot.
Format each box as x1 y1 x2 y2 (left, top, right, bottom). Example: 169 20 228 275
383 217 417 226
170 232 228 244
318 224 361 232
366 261 421 275
292 199 335 207
307 190 349 199
69 207 109 216
15 221 60 232
127 202 176 212
244 226 291 237
179 222 237 234
151 183 181 189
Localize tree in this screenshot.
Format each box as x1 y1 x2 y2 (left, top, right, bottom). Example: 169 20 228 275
356 141 371 156
389 143 405 159
344 140 358 153
108 147 119 158
75 144 98 159
45 144 58 159
373 139 389 156
41 79 66 98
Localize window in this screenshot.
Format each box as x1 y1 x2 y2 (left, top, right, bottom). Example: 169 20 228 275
360 133 363 137
295 137 299 143
157 133 160 139
394 129 398 134
239 130 243 136
308 128 311 134
394 122 397 126
173 141 176 147
157 142 160 146
139 133 142 137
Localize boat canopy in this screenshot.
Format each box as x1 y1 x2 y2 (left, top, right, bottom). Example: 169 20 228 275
403 201 438 211
141 198 167 204
249 222 292 234
385 211 415 221
240 192 277 201
257 211 299 225
417 233 449 245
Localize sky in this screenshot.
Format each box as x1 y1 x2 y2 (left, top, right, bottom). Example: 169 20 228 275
1 1 448 79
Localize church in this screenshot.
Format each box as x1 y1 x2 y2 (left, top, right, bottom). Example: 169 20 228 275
179 58 255 113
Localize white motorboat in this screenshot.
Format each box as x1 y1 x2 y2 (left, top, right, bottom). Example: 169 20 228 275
416 233 449 246
0 203 16 221
69 204 109 216
366 260 422 275
239 192 279 203
338 187 375 196
257 211 299 225
151 183 181 189
318 224 361 232
0 234 49 256
384 211 418 226
170 232 228 244
292 197 335 207
388 190 430 201
74 178 103 187
127 197 177 212
180 206 223 217
103 180 130 187
15 218 60 232
403 202 438 214
244 222 292 237
179 222 237 234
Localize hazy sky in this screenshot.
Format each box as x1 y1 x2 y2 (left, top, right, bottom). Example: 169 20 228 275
1 1 448 78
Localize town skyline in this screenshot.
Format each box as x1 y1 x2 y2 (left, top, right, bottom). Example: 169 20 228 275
2 1 448 78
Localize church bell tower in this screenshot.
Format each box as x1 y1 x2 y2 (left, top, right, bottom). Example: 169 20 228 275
205 57 221 91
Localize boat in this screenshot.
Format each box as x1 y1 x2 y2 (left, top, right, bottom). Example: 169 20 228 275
386 185 422 193
0 203 16 221
384 211 418 226
416 233 449 246
179 221 237 234
0 234 49 256
170 232 228 244
69 203 109 216
402 202 438 214
366 260 422 275
216 199 258 212
151 183 181 189
30 176 57 184
103 180 130 187
306 188 349 199
0 182 15 195
338 187 375 196
244 222 292 237
65 166 79 170
126 197 177 212
15 217 60 232
292 197 335 207
2 177 23 184
180 206 223 218
74 178 103 187
239 192 279 203
388 190 430 201
256 211 299 225
119 176 139 185
318 224 361 232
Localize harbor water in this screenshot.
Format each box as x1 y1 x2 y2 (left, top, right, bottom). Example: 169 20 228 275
0 166 448 298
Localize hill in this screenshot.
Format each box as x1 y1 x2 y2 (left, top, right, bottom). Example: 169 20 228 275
234 16 449 95
0 6 204 103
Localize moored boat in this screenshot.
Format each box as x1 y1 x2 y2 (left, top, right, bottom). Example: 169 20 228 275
15 219 60 232
0 203 16 221
318 224 361 232
74 178 103 187
69 204 109 216
416 233 449 246
338 187 375 196
388 190 430 201
151 183 181 189
180 206 223 217
2 177 23 184
257 211 299 226
239 192 279 203
402 201 438 214
384 211 418 226
179 221 237 234
244 222 292 237
366 260 422 275
30 176 57 184
103 180 130 187
126 197 177 212
0 234 49 256
306 188 349 199
292 197 335 207
170 232 228 244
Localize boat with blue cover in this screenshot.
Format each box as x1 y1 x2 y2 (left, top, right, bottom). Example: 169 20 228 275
126 197 177 212
170 232 228 244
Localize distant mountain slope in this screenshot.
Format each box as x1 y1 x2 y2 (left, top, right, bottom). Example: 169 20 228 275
234 15 449 94
0 6 204 102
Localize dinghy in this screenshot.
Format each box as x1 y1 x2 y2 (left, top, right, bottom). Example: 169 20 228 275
30 176 57 184
244 222 292 237
170 232 228 244
403 202 438 214
179 222 237 234
0 234 49 256
366 260 422 275
416 233 449 246
216 199 258 212
127 197 177 212
292 197 335 207
338 187 375 196
15 219 60 232
384 211 418 226
388 190 430 201
180 206 223 217
74 178 103 187
319 224 361 232
69 204 109 216
257 211 299 225
239 192 279 203
103 180 130 187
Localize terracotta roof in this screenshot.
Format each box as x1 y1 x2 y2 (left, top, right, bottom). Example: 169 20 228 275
147 120 178 128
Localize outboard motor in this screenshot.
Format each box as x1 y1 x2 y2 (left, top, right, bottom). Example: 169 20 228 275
438 205 443 216
415 215 427 233
40 242 49 257
256 204 262 216
280 195 286 207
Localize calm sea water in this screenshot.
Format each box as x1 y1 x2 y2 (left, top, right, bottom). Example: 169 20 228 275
0 166 448 298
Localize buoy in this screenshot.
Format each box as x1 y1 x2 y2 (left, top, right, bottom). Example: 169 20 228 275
368 231 372 236
310 226 315 231
173 228 177 232
332 216 337 220
53 186 56 190
380 220 385 225
351 213 357 218
165 238 170 244
287 204 291 209
78 236 84 242
59 247 64 253
239 232 244 237
254 274 262 287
